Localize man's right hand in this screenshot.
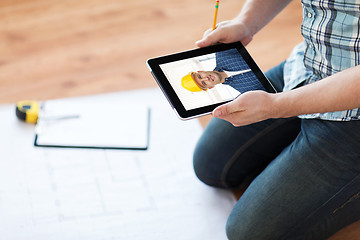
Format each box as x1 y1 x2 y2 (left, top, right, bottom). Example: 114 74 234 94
195 0 294 48
195 20 253 48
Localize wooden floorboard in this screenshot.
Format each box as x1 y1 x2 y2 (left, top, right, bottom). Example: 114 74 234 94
0 0 303 103
1 0 359 239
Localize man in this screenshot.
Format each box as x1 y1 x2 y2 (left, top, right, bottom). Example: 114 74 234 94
193 0 360 239
181 49 265 93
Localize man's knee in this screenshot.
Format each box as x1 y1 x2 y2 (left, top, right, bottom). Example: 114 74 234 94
226 220 240 240
193 142 224 187
192 117 247 188
225 215 253 240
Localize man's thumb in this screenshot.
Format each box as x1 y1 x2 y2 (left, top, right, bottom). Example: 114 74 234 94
196 29 222 47
213 99 242 118
195 39 209 48
213 104 228 118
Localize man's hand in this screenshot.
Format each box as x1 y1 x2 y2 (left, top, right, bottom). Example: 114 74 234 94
195 0 295 49
195 20 253 48
212 91 278 126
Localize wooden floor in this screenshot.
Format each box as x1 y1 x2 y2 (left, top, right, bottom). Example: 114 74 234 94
0 0 303 104
1 0 359 239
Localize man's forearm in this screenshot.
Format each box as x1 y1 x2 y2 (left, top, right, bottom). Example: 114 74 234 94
274 65 360 118
235 0 294 36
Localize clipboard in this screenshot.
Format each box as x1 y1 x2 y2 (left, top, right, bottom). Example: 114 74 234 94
34 100 150 150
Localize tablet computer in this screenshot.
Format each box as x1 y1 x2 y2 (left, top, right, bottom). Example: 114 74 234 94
147 41 276 120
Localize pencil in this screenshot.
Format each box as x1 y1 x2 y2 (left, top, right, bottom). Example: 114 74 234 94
212 0 219 30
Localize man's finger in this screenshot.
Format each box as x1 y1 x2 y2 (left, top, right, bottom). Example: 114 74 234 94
203 28 213 38
196 29 221 47
213 109 244 127
213 104 226 118
212 102 233 118
213 99 245 118
195 29 211 47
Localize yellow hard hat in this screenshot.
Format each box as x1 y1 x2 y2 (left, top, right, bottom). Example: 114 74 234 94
181 72 206 92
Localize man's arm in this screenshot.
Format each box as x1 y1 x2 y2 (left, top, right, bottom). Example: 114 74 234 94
274 65 360 118
213 65 360 126
196 0 294 47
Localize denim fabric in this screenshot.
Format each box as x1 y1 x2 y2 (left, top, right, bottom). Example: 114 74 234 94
193 63 360 239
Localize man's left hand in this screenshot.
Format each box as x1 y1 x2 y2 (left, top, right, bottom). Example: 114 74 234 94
212 91 278 126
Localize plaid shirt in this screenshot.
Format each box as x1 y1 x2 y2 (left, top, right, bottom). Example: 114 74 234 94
283 0 360 121
214 49 266 93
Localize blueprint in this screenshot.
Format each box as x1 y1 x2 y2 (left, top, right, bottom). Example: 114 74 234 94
0 88 236 240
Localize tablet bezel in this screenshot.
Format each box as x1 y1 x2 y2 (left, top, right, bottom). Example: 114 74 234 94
147 42 276 120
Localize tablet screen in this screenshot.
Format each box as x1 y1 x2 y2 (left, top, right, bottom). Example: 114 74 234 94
147 42 275 120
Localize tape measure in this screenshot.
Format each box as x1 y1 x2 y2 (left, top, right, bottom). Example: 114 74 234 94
16 101 40 123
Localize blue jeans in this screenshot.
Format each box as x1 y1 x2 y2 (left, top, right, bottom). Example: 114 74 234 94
193 62 360 240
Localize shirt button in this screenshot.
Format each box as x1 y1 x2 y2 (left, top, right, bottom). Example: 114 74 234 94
307 12 313 18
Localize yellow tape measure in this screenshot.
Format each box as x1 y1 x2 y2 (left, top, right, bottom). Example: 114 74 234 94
16 101 40 123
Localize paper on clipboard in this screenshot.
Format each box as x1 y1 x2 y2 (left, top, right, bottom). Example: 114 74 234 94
34 99 150 150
